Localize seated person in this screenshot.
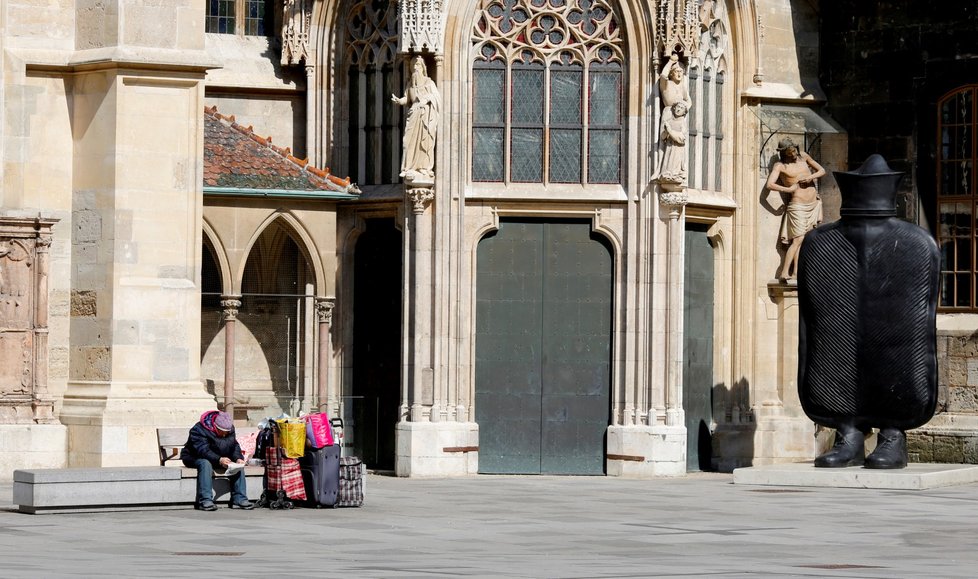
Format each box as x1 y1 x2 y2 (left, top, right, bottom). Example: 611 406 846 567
180 410 253 511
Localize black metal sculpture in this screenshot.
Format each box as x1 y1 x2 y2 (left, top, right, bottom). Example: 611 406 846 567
798 155 940 469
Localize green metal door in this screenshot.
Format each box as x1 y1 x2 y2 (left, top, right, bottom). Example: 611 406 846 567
476 219 612 475
683 223 715 471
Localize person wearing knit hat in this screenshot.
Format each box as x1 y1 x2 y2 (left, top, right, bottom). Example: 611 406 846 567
180 410 254 511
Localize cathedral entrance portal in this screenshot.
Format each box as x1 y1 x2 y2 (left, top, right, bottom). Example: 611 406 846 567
475 219 612 475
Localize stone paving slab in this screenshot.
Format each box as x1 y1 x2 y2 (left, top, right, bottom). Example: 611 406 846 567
2 473 978 578
733 462 978 490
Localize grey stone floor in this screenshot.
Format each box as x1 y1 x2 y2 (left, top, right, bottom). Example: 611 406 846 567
2 472 978 578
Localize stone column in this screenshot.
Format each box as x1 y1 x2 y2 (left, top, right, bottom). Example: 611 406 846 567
315 297 335 414
32 231 56 423
406 180 435 423
660 190 688 427
220 297 241 417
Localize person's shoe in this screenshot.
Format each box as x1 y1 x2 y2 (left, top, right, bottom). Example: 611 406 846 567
195 500 218 511
814 427 865 467
230 499 254 510
865 428 908 469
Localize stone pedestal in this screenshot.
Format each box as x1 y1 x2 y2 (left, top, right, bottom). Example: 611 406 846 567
607 425 686 477
60 381 215 468
751 282 818 465
0 424 67 480
395 421 479 477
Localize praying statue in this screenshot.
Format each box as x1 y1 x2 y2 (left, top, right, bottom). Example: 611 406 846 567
766 138 826 281
653 54 692 188
392 56 442 180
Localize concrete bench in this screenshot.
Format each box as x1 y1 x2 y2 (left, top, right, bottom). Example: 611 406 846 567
12 426 265 514
12 465 265 514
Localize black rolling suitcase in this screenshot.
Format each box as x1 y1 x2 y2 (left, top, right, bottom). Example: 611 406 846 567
299 443 340 507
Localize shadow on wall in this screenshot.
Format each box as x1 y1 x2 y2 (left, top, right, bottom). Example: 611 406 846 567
710 377 757 472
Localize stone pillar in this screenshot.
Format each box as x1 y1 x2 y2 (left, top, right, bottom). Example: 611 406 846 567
220 297 241 416
405 180 434 423
32 232 56 424
58 3 218 467
660 190 688 428
315 297 335 414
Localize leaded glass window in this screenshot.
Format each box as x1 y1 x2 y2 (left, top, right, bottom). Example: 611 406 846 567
244 0 268 36
206 0 236 34
207 0 271 36
472 0 624 185
937 86 978 309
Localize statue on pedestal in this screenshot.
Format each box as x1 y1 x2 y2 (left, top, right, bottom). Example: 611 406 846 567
798 155 940 469
653 54 692 189
766 138 825 281
392 56 441 180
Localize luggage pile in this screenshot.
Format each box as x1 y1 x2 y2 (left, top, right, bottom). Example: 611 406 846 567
252 412 364 510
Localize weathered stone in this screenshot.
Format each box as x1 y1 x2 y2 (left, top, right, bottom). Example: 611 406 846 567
70 290 96 317
946 356 968 388
947 386 978 414
933 435 966 463
948 334 978 358
906 432 932 462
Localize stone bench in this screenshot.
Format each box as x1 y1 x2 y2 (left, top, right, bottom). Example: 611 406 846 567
12 465 265 514
12 425 266 514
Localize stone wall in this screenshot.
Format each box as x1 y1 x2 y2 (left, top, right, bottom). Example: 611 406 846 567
819 3 978 222
908 330 978 463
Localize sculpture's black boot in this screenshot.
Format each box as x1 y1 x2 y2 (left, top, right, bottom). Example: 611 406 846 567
814 427 865 467
865 428 908 469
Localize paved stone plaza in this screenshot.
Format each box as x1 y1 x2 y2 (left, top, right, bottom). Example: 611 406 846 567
2 473 977 577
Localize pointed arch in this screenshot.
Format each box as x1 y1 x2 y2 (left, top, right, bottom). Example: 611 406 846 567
202 217 233 296
237 211 327 297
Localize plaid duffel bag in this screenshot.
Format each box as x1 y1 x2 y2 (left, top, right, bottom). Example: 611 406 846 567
337 456 364 507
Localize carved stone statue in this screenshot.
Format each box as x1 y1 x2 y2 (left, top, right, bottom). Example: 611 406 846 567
766 137 825 281
653 54 692 188
798 155 940 469
658 102 688 185
392 56 441 180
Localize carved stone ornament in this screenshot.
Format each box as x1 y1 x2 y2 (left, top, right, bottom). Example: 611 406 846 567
220 298 242 322
346 0 399 70
406 186 435 214
658 190 689 207
0 215 59 424
656 0 701 63
282 0 313 66
398 0 444 54
315 298 336 324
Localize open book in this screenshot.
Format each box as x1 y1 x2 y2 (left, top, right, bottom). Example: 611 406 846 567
222 461 245 475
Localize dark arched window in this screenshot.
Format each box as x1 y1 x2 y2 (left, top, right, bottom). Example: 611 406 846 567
937 86 978 309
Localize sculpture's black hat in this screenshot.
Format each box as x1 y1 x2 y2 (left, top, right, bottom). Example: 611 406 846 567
834 154 904 218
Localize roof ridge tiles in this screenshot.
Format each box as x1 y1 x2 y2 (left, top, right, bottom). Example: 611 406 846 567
204 105 358 194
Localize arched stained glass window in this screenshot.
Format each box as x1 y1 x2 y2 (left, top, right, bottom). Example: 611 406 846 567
937 86 978 309
471 0 625 185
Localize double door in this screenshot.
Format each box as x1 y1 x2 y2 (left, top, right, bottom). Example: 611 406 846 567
475 219 612 475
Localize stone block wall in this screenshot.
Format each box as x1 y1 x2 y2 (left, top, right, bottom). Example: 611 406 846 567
907 330 978 464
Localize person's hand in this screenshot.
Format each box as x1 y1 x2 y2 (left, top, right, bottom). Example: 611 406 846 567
236 459 246 464
670 53 678 62
219 457 231 467
798 176 812 186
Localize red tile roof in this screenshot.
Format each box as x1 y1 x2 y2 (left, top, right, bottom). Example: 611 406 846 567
203 106 359 194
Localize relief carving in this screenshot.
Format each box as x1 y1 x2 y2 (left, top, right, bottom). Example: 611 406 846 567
0 217 58 423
